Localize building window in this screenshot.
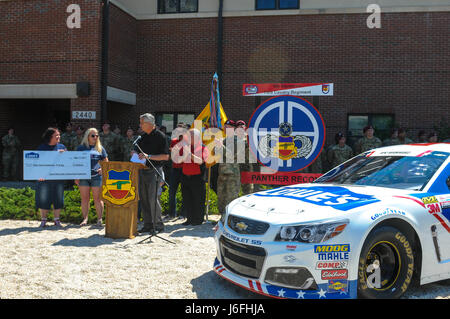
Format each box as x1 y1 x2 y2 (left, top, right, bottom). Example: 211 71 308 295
255 0 299 10
156 113 195 134
347 114 395 147
158 0 198 14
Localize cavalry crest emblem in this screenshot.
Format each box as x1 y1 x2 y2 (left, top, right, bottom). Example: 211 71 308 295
259 122 313 161
102 169 136 205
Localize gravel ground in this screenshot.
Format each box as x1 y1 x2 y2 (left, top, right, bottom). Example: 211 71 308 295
0 218 448 299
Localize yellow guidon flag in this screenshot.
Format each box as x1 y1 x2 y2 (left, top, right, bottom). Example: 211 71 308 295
194 72 228 167
195 100 228 132
195 72 228 130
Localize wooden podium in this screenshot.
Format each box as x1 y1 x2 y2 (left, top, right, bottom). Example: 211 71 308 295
100 161 146 239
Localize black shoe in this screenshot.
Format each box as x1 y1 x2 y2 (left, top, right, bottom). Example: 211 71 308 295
138 226 153 233
182 221 191 226
191 221 203 226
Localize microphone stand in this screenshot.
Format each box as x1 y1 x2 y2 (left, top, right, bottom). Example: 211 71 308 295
133 139 176 245
133 140 169 188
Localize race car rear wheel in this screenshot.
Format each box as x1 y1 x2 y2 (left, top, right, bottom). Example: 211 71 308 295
357 226 414 299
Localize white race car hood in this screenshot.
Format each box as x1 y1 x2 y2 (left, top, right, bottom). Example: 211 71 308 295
229 183 415 225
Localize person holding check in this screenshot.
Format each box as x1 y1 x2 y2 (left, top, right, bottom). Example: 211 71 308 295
75 128 108 227
135 113 169 234
36 128 66 228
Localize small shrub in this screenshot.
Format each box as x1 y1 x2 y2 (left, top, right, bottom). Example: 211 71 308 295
0 183 221 223
159 184 219 215
0 186 96 223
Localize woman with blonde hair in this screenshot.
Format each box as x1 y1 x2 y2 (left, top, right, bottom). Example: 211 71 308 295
75 128 108 226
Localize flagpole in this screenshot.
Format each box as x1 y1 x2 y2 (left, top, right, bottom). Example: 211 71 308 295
195 72 227 225
205 166 212 223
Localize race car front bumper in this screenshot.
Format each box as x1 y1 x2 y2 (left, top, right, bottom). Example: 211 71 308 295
213 222 358 299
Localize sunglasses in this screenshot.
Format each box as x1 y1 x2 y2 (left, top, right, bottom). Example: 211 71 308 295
90 134 99 138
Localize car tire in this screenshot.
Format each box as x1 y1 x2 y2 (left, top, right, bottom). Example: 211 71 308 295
357 226 415 299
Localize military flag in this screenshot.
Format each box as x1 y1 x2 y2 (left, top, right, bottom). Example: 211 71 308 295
195 72 228 131
194 73 228 222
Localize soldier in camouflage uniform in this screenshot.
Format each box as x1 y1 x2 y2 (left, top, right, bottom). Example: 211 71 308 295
416 130 427 143
327 132 354 169
2 128 21 181
398 128 413 145
236 120 254 195
383 128 400 146
99 123 122 161
74 125 85 148
217 120 241 215
60 122 77 151
113 125 127 160
428 131 438 143
123 127 137 161
353 125 382 155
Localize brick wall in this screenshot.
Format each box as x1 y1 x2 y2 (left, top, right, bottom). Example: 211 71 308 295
136 17 218 117
105 3 138 130
138 12 450 145
108 3 137 93
0 0 103 130
224 12 450 144
1 2 449 150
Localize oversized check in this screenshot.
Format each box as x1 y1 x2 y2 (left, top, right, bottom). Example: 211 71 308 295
23 151 91 180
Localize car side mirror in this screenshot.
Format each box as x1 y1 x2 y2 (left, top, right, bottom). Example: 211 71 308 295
447 176 450 191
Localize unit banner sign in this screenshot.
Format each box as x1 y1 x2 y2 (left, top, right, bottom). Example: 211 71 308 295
241 172 322 185
247 95 326 173
243 83 333 96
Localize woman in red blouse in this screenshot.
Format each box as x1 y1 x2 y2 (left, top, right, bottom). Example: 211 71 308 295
177 129 209 226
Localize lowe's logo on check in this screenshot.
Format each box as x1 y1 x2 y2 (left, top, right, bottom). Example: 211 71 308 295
25 152 39 159
254 186 379 211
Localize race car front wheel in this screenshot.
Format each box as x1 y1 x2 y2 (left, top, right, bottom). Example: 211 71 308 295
357 226 414 299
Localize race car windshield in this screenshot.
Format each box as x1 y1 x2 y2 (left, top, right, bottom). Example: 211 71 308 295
315 152 448 190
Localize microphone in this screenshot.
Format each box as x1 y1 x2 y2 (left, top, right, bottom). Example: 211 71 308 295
132 135 142 145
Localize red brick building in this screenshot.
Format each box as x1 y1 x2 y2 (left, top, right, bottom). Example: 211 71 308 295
1 0 449 171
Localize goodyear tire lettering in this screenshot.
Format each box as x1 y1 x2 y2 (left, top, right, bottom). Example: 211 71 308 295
401 263 414 293
396 232 414 260
358 226 415 299
358 258 368 290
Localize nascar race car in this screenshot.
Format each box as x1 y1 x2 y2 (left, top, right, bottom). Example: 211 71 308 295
213 143 450 299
